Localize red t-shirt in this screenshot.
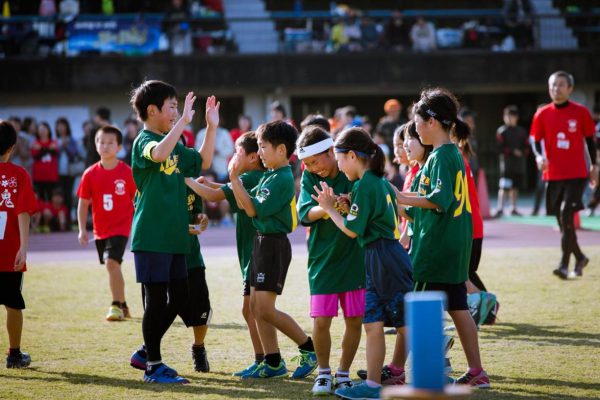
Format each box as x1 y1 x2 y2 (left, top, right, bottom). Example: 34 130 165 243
77 161 136 239
530 101 595 181
44 202 68 218
464 156 483 239
0 163 38 272
31 139 59 182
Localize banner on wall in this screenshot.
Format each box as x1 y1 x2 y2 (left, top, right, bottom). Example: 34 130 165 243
67 16 163 55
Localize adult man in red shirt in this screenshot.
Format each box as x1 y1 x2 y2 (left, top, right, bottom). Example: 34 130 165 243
530 71 598 279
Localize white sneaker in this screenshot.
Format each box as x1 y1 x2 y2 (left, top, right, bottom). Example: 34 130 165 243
334 375 353 390
312 374 333 396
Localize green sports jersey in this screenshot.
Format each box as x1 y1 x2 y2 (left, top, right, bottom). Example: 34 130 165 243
298 170 365 295
344 170 401 247
404 169 422 237
186 188 205 269
410 144 472 284
131 130 202 254
251 165 298 234
222 169 264 280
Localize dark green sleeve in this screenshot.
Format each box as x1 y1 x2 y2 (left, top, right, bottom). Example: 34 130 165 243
221 183 239 213
297 171 318 226
425 156 455 213
132 133 160 169
344 180 368 237
178 144 202 177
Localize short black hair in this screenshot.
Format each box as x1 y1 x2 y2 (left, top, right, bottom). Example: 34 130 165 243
130 80 177 121
503 105 519 116
96 125 123 145
237 131 258 154
0 120 17 155
95 107 111 121
270 101 287 118
300 114 331 132
256 120 298 159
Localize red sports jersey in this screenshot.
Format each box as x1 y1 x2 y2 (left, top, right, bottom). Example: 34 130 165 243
530 101 595 181
0 163 38 272
464 156 483 239
77 161 136 239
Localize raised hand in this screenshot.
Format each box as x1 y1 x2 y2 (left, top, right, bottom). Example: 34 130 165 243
182 92 197 124
205 95 220 128
311 181 336 211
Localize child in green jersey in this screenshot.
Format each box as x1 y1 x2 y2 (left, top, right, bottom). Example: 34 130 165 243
228 120 317 380
312 127 414 400
127 80 220 384
297 125 365 395
397 88 490 388
185 131 267 377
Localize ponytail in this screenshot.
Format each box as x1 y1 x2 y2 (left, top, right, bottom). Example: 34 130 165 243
334 127 385 177
453 118 472 157
370 143 385 177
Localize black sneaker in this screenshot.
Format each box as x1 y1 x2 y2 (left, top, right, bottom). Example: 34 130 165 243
553 266 569 280
356 365 405 385
574 257 589 277
6 352 31 368
192 345 209 373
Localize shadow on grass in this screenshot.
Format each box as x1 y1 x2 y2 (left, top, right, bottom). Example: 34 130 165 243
483 322 600 347
0 368 313 399
472 375 600 400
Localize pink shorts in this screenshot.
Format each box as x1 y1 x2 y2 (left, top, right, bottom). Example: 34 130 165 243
310 289 366 318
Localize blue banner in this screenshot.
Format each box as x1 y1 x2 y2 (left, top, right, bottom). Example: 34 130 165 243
67 16 163 55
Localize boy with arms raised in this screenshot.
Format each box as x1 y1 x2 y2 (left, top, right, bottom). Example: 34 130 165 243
128 80 219 384
77 126 136 321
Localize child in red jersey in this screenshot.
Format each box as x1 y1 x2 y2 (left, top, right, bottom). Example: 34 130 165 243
0 120 38 369
77 126 136 321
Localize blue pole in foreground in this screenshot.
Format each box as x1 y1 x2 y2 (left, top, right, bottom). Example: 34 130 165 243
405 291 447 392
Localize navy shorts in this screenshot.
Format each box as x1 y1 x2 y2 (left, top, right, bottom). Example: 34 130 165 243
182 268 211 327
414 282 468 311
0 272 25 310
134 252 188 284
95 235 128 264
363 239 414 327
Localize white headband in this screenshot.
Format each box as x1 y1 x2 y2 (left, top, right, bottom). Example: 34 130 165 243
297 138 334 160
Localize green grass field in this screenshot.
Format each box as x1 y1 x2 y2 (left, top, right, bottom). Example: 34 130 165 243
1 246 599 399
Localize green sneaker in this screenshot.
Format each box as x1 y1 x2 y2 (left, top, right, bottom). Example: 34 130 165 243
290 349 317 379
233 361 261 377
242 360 288 379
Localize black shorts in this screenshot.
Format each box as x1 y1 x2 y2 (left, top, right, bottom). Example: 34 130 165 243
499 172 523 190
414 282 468 312
242 279 250 297
250 233 291 295
0 272 25 310
546 178 586 217
181 268 211 327
95 236 128 264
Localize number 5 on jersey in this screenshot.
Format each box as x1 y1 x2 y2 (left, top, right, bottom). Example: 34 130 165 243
103 194 113 211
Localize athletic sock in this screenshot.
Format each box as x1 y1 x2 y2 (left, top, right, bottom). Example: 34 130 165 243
8 348 21 357
146 360 163 375
298 337 314 352
264 352 281 367
255 353 265 363
335 369 349 378
111 301 121 307
121 302 129 309
387 363 404 376
468 367 483 376
318 368 332 375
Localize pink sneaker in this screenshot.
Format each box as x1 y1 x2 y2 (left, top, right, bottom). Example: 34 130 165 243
456 370 490 388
